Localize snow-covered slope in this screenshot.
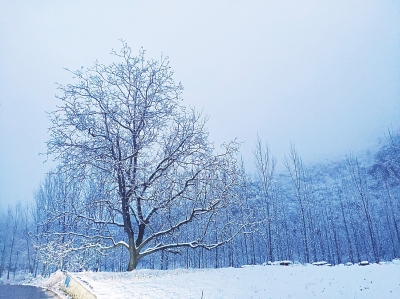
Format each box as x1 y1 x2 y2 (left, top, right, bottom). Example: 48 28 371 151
42 261 400 299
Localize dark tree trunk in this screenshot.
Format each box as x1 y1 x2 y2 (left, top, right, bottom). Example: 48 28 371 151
127 237 140 271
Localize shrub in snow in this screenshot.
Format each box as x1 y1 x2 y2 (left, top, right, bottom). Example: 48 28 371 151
312 261 328 266
359 261 369 266
280 261 292 266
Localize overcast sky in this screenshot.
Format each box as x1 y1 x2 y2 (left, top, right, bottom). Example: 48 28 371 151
0 0 399 208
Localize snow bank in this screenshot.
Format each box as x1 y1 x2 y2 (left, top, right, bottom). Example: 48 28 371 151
68 261 400 299
23 271 97 299
18 271 70 299
63 274 97 299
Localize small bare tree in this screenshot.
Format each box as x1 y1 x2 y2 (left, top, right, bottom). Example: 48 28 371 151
46 42 243 271
284 144 311 263
253 136 276 262
347 155 379 263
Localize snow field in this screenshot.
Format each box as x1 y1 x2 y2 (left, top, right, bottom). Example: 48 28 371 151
66 262 400 299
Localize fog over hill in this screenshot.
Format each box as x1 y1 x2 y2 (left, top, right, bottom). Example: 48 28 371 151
1 0 400 208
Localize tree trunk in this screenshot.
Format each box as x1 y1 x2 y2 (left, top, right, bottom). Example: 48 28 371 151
127 237 140 271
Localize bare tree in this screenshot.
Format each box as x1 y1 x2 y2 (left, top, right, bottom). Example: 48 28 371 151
284 144 310 263
0 209 11 277
254 136 276 262
7 204 21 279
336 181 355 263
46 42 243 271
347 155 379 263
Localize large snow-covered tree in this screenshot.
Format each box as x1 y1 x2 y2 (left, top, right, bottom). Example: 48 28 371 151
46 42 243 271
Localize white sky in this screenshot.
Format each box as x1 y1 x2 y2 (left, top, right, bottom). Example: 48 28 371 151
0 0 399 208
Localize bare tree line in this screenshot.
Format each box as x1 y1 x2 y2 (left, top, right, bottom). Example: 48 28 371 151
1 133 400 277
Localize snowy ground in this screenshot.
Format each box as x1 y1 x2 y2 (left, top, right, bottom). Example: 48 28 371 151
25 260 400 299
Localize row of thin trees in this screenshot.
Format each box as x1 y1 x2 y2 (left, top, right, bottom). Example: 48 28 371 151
1 133 399 277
